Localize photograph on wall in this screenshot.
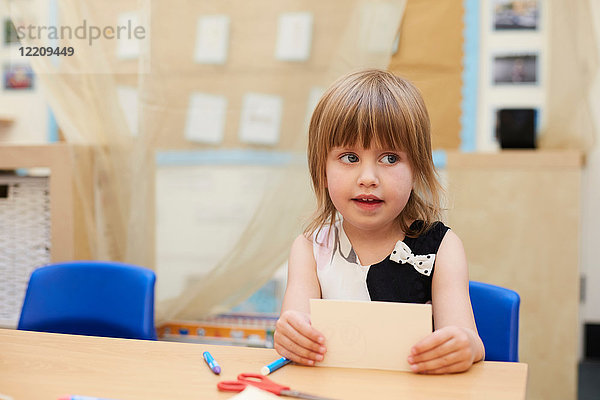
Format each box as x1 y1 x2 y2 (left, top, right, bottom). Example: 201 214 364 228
494 107 538 149
492 53 538 85
3 18 20 45
493 0 539 30
3 64 34 90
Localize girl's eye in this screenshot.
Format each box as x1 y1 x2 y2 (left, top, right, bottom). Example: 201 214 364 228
380 154 398 164
340 153 359 163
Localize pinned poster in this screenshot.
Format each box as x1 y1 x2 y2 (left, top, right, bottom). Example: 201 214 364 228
116 86 139 136
184 92 228 144
275 12 313 61
194 15 230 64
310 299 432 371
238 93 282 145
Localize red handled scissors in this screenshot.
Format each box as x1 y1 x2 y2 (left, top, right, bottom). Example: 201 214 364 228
217 373 337 400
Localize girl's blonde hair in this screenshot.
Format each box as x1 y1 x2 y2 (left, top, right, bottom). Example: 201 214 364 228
305 69 444 238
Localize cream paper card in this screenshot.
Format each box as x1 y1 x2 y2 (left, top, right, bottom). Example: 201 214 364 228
310 299 432 371
230 386 280 400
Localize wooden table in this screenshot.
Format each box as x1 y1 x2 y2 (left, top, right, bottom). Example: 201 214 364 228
0 329 528 400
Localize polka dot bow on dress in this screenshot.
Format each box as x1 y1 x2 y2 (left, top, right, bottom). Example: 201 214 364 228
390 241 436 276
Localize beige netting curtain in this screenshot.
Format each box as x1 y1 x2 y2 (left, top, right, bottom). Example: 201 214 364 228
6 0 143 264
8 0 407 322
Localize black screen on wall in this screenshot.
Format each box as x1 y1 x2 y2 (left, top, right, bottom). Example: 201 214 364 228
496 108 537 149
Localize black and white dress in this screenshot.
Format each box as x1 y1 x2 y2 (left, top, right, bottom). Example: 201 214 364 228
313 219 450 304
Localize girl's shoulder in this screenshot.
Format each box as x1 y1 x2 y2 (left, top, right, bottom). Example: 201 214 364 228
405 220 450 255
290 233 317 267
310 220 342 269
311 219 341 247
409 219 450 234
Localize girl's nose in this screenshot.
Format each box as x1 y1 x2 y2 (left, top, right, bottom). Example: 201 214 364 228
357 164 379 187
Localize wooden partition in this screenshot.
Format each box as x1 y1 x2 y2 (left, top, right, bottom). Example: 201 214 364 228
446 150 582 400
0 144 90 262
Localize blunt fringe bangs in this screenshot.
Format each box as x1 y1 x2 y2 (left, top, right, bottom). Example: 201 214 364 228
306 69 444 238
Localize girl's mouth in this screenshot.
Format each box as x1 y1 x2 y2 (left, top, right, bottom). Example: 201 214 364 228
352 195 383 209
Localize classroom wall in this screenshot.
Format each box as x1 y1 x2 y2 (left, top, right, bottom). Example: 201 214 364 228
0 2 50 143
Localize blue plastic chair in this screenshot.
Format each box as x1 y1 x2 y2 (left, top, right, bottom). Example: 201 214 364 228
18 261 157 340
469 280 520 362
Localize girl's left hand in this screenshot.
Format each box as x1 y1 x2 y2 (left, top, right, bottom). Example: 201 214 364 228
407 326 480 374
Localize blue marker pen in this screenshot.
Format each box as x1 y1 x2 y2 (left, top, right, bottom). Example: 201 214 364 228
260 357 292 375
203 351 221 375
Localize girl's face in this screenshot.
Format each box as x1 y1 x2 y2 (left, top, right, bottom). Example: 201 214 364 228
325 146 414 236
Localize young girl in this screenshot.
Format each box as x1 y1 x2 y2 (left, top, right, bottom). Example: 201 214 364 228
274 69 485 374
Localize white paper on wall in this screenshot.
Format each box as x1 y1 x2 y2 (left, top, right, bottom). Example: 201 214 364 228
116 12 141 59
275 12 313 61
116 86 139 137
194 15 230 64
304 86 325 130
185 92 228 144
391 32 401 55
238 93 282 145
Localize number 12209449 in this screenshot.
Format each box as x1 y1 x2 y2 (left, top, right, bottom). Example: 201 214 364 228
19 46 74 56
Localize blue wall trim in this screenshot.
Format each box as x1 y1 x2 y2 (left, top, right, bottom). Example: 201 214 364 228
432 150 447 169
47 107 58 143
460 0 480 152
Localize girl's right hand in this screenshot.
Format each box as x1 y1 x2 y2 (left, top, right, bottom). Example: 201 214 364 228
274 310 327 366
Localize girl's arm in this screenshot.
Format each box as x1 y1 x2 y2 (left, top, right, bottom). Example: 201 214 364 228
407 230 485 374
274 234 326 366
